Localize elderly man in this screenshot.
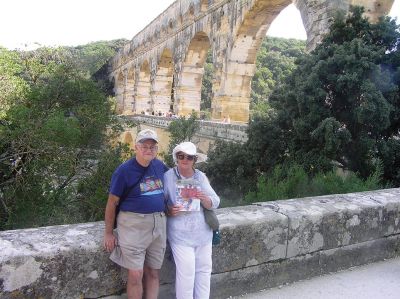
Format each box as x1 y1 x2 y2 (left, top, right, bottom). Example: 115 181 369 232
103 129 168 299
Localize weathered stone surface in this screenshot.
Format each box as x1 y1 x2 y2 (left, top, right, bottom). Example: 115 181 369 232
257 188 400 258
1 188 399 298
110 0 394 122
213 205 288 272
0 223 123 299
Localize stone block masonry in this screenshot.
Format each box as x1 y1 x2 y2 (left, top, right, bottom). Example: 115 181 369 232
126 115 248 143
110 0 394 122
1 188 399 298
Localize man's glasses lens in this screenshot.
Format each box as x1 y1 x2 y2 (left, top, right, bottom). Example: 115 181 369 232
140 145 157 151
177 154 195 161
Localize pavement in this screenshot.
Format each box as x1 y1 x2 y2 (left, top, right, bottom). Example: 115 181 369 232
230 257 400 299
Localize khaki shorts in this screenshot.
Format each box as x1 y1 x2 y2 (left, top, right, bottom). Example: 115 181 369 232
110 211 166 270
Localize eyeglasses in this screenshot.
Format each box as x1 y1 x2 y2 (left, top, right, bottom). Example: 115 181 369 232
176 153 197 161
138 145 158 152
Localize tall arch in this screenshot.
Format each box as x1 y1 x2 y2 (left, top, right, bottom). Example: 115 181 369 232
213 0 292 122
136 60 151 114
175 31 211 116
153 48 174 115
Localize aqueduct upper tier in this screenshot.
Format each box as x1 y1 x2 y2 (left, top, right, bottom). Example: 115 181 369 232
109 0 394 122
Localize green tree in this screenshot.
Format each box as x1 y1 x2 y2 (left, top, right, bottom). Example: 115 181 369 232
0 47 29 117
251 37 306 108
201 50 213 111
64 39 127 77
0 46 118 229
269 6 400 181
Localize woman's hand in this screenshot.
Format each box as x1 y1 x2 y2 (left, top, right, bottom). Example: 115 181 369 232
168 204 183 216
196 190 212 209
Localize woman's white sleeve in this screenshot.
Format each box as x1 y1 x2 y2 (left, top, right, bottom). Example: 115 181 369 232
199 172 220 209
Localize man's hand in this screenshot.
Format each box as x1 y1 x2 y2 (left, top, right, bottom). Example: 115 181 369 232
104 232 117 252
103 193 119 252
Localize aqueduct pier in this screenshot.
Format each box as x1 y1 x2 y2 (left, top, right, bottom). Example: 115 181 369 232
109 0 394 122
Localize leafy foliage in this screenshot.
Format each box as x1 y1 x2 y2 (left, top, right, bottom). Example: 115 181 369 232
269 6 400 181
76 144 131 222
251 37 306 106
0 45 124 230
245 163 384 203
64 39 128 77
201 50 213 111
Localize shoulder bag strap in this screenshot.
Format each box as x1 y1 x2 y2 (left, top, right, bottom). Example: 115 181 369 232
119 160 148 203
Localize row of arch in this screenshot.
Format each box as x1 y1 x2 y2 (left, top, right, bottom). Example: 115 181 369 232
113 30 212 118
110 0 394 122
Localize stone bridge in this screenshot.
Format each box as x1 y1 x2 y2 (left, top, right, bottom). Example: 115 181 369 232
1 188 400 298
109 0 394 122
119 114 248 154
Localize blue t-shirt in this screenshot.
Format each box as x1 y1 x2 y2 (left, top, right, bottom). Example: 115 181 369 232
109 158 169 213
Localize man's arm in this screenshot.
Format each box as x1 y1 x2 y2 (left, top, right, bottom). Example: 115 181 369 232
103 193 120 252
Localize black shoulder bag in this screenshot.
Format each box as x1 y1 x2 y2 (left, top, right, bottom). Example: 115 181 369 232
173 167 220 245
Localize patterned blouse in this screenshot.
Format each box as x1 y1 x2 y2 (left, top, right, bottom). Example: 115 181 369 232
164 168 220 247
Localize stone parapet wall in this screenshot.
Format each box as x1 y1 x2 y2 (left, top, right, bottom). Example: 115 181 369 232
1 188 400 298
124 114 248 143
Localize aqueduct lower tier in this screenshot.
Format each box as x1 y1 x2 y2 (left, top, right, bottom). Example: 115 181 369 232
109 0 394 122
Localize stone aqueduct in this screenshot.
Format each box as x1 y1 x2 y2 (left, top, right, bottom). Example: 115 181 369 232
109 0 394 122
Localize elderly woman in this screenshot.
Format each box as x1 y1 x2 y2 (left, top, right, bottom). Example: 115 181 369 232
164 141 220 299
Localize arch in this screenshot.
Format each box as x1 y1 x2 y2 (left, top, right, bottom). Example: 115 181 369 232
136 60 151 114
115 71 125 114
175 31 211 116
153 48 174 115
213 0 291 122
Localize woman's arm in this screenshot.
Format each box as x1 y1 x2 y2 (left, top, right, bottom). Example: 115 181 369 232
164 170 183 216
197 171 220 210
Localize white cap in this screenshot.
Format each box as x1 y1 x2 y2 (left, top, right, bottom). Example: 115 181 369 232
136 129 159 143
172 141 207 164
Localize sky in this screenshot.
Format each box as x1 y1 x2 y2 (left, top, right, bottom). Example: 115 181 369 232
0 0 399 50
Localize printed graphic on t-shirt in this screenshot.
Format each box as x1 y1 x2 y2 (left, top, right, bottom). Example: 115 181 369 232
140 176 164 196
175 178 201 211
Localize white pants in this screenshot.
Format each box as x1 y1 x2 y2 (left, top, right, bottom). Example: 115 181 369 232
170 242 213 299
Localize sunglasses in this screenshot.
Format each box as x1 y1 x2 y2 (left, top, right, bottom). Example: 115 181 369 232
176 153 197 161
